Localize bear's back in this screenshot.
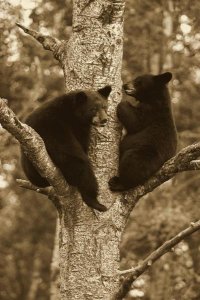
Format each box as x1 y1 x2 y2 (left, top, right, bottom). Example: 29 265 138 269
120 98 177 163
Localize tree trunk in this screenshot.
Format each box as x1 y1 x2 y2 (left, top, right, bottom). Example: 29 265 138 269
59 1 125 299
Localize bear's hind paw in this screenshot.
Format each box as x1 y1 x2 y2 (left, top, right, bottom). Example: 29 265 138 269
108 176 126 192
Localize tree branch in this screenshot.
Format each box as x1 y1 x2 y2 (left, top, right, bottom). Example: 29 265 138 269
124 143 200 215
16 179 62 211
114 220 200 300
17 178 51 196
0 98 68 204
16 23 64 61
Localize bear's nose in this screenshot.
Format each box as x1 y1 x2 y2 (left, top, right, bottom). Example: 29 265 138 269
99 109 107 126
123 83 136 96
100 118 107 125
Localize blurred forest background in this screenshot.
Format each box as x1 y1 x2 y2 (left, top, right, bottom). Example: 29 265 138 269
0 0 200 299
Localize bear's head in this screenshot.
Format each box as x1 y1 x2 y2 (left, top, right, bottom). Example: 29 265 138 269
73 85 111 126
123 72 172 103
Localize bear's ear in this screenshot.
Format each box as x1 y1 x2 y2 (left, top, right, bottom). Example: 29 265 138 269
155 72 172 84
98 85 112 98
75 91 88 104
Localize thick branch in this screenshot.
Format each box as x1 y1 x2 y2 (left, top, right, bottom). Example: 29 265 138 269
16 23 64 61
125 143 200 215
115 220 200 300
0 98 68 201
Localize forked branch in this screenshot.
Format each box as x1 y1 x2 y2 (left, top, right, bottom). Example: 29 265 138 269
114 220 200 300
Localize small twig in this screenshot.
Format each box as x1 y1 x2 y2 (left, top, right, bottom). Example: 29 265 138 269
114 220 200 300
16 23 64 60
117 267 137 276
17 179 51 196
16 179 62 211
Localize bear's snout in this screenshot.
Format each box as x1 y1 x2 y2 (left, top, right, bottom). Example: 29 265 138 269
123 82 136 96
92 109 107 127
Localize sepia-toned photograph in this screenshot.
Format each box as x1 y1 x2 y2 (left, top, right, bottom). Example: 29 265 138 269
0 1 200 299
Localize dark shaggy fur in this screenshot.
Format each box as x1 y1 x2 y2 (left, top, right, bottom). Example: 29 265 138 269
21 86 111 211
109 72 177 191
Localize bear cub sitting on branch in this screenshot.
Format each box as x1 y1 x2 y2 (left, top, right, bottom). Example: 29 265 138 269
21 86 111 212
109 72 177 191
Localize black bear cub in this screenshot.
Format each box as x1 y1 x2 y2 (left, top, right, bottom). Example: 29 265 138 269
21 86 111 211
109 72 177 191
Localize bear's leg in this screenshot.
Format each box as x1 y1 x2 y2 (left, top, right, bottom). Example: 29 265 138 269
21 151 49 187
118 150 142 189
108 176 127 191
51 154 107 212
109 149 140 191
77 161 107 212
109 149 153 192
118 147 160 189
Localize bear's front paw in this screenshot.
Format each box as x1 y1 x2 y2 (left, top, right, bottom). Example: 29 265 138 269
108 176 126 192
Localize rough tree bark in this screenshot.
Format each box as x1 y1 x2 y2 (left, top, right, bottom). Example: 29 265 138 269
58 2 126 299
1 1 200 300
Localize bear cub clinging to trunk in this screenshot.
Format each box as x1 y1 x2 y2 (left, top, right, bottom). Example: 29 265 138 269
109 72 177 191
21 86 111 212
